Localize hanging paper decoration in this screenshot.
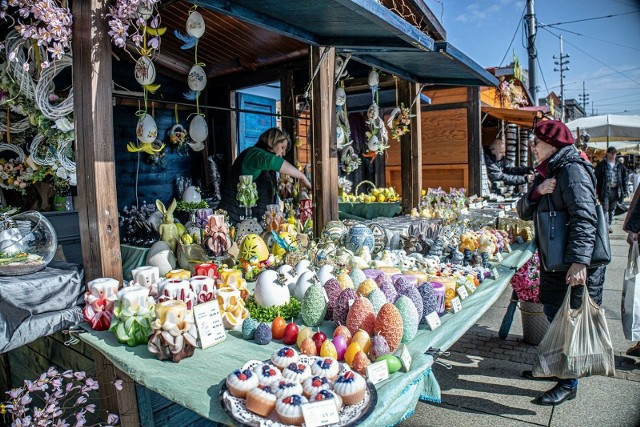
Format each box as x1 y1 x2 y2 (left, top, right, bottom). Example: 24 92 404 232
363 69 389 161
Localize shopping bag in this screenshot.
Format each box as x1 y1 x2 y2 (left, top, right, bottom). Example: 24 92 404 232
532 286 615 379
622 241 640 341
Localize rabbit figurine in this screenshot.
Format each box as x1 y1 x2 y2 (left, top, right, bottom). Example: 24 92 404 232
156 199 179 253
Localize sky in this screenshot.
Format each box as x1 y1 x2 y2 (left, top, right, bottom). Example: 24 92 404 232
426 0 640 116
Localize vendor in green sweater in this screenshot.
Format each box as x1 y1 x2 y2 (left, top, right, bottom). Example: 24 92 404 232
219 128 311 224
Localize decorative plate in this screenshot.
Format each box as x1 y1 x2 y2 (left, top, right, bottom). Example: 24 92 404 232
220 356 378 427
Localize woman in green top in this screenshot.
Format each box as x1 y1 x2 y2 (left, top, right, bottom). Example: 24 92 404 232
219 128 312 224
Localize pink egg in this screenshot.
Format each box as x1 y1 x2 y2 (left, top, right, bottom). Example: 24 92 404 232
332 334 348 361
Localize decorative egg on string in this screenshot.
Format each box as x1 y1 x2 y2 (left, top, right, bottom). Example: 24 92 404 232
137 3 153 20
334 56 345 79
337 127 346 148
188 65 207 92
367 135 380 153
134 56 156 86
136 114 158 144
368 69 379 87
189 115 208 143
336 87 347 107
186 11 206 38
187 140 205 152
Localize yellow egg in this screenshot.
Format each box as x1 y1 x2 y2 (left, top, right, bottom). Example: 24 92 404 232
297 326 314 349
344 342 362 366
352 329 371 354
320 340 338 359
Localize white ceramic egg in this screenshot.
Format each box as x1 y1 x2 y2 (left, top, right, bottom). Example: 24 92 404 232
295 259 312 275
368 69 379 87
367 134 380 152
293 270 319 301
134 56 156 86
277 264 299 294
136 114 158 144
187 141 205 151
336 87 346 107
137 3 153 20
186 11 206 38
316 265 335 286
336 127 345 148
189 115 208 143
254 269 291 307
188 65 207 92
182 185 201 203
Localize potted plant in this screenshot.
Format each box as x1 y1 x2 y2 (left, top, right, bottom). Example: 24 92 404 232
510 252 550 345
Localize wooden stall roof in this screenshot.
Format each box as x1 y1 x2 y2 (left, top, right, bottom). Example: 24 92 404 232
481 105 544 128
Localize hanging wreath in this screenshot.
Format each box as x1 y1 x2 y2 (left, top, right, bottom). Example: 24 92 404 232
387 102 414 141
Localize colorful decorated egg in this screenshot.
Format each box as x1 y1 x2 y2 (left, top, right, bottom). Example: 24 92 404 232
238 234 270 264
323 221 347 243
186 10 206 38
136 113 157 144
134 56 156 86
345 224 375 254
188 64 207 92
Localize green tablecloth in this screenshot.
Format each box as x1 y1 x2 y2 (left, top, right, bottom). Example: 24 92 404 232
121 244 150 281
339 202 402 221
78 242 534 426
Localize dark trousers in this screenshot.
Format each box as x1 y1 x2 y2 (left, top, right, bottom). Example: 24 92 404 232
543 303 578 389
602 189 619 226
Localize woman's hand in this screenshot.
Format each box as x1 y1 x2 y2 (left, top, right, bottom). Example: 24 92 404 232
300 176 312 190
537 178 556 195
566 263 587 287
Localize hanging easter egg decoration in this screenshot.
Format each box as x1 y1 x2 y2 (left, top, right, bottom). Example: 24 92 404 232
137 3 153 20
367 134 380 153
336 87 347 107
134 56 156 86
337 126 346 149
186 10 206 38
189 115 208 143
188 65 207 92
368 69 379 87
137 114 158 144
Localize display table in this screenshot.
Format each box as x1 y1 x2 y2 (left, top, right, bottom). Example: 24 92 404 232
0 261 84 353
121 244 150 281
77 241 534 426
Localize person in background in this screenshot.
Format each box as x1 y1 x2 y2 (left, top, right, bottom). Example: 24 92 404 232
219 128 311 224
484 137 534 195
576 138 590 163
516 120 604 406
623 185 640 357
631 168 640 195
595 146 628 232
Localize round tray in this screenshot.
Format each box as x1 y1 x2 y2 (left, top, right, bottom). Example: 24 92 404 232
219 356 378 427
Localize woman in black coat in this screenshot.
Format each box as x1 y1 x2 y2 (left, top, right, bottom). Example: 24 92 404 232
516 120 606 406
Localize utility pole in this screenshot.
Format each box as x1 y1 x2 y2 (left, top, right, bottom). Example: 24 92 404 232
525 0 537 105
578 81 589 116
553 34 570 121
591 102 595 116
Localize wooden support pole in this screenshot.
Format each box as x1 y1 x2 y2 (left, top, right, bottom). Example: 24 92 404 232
399 80 422 213
72 0 122 283
309 46 338 236
94 351 140 426
467 86 482 196
281 69 296 165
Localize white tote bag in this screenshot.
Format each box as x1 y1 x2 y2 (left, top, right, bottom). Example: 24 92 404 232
622 241 640 341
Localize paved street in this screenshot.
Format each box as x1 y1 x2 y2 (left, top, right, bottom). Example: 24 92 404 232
402 214 640 427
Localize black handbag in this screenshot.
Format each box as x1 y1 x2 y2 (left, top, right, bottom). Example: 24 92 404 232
536 195 611 272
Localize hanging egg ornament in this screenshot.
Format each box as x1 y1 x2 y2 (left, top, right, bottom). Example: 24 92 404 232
337 127 346 148
137 3 153 20
186 11 206 38
136 114 158 144
336 87 347 107
189 115 208 143
367 135 380 153
368 69 379 87
188 65 207 92
134 56 156 86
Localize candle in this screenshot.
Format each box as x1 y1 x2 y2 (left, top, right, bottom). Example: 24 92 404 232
131 266 160 296
83 278 120 331
165 269 191 280
155 299 187 327
392 274 418 287
117 285 152 315
158 278 196 310
87 277 119 299
194 263 218 279
431 282 446 317
190 275 216 304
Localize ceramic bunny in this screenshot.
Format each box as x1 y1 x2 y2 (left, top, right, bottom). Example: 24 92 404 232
157 199 179 253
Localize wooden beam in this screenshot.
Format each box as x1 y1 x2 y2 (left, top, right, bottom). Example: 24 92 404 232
94 351 140 426
467 86 482 196
72 0 122 283
310 46 338 236
281 69 296 165
399 80 422 213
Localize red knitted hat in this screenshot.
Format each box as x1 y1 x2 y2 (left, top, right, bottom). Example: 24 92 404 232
533 120 575 148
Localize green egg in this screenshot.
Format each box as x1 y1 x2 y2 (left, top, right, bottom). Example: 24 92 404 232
376 354 402 373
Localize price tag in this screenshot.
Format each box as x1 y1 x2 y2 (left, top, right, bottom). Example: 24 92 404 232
301 399 341 427
193 301 226 349
494 252 504 262
516 236 524 244
425 311 441 330
505 243 512 253
492 267 500 279
464 281 476 295
451 297 463 313
396 344 412 372
366 360 390 384
456 286 469 300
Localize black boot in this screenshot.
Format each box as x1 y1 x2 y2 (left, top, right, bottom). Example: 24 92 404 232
535 383 577 406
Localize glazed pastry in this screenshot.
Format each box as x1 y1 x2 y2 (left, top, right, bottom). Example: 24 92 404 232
333 370 366 405
310 389 343 410
282 362 312 383
271 346 299 369
226 369 259 398
276 394 308 426
245 384 277 417
253 363 283 386
302 375 332 398
311 357 340 381
274 380 303 399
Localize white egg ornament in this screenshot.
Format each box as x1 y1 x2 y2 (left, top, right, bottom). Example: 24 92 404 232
336 87 347 107
367 134 380 153
277 264 299 294
134 56 156 86
295 259 312 275
368 69 379 87
136 114 158 144
294 270 320 301
188 65 207 92
182 185 202 203
186 11 206 38
317 264 336 286
189 115 208 143
254 269 291 307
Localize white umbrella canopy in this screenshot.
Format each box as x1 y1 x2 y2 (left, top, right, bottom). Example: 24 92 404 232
566 114 640 142
587 140 640 154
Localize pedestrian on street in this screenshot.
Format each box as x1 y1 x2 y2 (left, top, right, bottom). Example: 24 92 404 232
595 146 628 232
516 120 606 406
484 137 534 195
623 185 640 357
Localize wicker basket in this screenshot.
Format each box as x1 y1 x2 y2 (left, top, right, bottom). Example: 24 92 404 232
520 301 550 345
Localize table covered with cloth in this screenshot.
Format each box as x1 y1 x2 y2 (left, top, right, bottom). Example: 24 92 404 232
0 261 84 354
78 241 535 426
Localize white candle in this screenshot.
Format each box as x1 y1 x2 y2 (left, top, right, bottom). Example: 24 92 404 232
189 276 216 304
117 285 151 315
158 278 196 309
87 278 119 300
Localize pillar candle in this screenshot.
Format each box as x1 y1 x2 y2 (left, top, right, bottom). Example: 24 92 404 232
155 299 187 327
117 285 152 315
158 278 196 310
165 269 191 280
190 275 216 304
194 263 218 279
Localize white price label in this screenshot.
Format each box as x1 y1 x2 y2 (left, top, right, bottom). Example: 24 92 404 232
456 286 469 300
506 243 513 253
464 281 476 295
451 297 463 313
396 344 412 372
425 311 441 330
492 268 500 279
494 252 504 262
366 361 390 384
301 399 341 427
193 301 226 349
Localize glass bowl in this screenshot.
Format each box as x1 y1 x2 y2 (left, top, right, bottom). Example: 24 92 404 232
0 211 57 275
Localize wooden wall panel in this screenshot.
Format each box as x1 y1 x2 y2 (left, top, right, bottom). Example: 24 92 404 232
422 87 467 105
480 87 501 108
387 165 468 193
422 108 468 164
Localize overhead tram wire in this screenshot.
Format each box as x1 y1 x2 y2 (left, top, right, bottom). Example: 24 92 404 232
536 56 550 96
544 26 640 52
499 3 526 66
537 11 640 27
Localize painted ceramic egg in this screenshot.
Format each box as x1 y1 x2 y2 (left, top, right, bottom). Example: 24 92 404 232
189 114 208 143
182 185 201 203
188 65 207 92
136 3 153 20
368 223 387 255
337 127 346 148
293 270 319 301
368 69 379 87
134 56 156 86
323 220 346 243
335 87 347 106
186 10 206 38
254 269 290 307
345 224 375 253
235 218 264 244
239 234 270 263
136 114 157 144
295 259 312 275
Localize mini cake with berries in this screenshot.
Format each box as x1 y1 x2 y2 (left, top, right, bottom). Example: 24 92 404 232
310 389 343 410
333 370 366 405
276 394 308 425
271 346 299 369
274 380 304 399
253 363 283 386
310 357 340 381
245 384 277 417
226 369 259 398
282 362 312 383
302 375 333 398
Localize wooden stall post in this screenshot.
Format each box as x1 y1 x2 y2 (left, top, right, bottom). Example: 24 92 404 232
281 69 296 165
94 352 141 426
72 0 122 283
309 46 338 236
467 86 482 196
399 80 422 213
